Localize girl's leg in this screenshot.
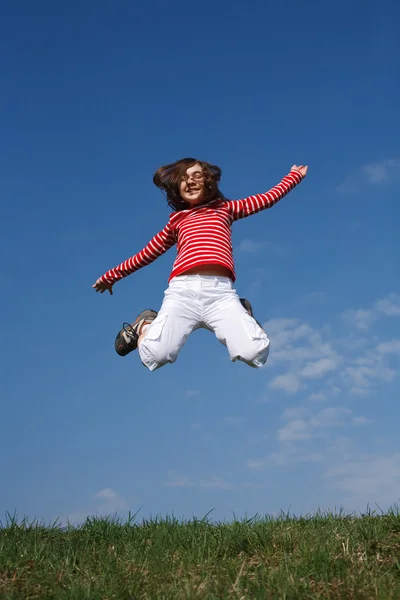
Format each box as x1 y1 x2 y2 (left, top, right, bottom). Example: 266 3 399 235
138 283 201 371
205 286 270 368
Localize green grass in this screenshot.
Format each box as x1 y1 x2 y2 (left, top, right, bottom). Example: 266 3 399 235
2 510 400 599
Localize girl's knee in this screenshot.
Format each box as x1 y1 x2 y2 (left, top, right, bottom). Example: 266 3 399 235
245 339 270 368
137 313 181 371
138 339 178 371
235 337 270 368
228 313 270 367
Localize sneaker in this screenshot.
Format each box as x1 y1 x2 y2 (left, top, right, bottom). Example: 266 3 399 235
240 298 263 328
115 309 158 356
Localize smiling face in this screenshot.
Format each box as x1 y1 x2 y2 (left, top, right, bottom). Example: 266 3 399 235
179 163 206 206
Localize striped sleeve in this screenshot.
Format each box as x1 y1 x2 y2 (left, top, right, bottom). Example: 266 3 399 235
228 170 304 221
99 222 176 285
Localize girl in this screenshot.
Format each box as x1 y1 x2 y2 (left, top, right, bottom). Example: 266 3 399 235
93 159 307 371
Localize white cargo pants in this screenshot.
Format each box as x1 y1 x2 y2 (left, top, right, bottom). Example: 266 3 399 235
138 275 270 371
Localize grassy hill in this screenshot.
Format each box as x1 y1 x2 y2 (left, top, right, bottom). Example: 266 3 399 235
1 510 400 598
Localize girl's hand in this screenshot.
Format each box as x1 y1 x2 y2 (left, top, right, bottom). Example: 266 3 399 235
291 165 308 177
92 278 114 295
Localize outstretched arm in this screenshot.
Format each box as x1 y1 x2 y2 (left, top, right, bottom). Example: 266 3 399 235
229 166 307 221
92 222 176 295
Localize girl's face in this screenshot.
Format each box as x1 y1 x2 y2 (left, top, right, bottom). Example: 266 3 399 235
179 163 205 206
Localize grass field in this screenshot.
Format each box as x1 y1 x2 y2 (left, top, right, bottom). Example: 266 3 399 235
1 509 400 599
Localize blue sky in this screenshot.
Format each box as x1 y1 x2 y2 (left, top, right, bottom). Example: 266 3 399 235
1 0 399 525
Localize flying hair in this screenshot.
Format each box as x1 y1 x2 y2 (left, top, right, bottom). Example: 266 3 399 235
153 158 224 211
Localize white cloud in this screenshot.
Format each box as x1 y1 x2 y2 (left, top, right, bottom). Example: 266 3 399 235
259 291 399 479
239 239 265 253
308 392 327 402
278 419 312 442
326 452 400 507
309 407 351 428
342 361 396 396
199 476 235 490
223 416 244 426
246 459 266 471
59 488 129 525
265 319 314 352
376 339 400 355
164 472 191 487
269 373 302 394
375 295 400 317
268 450 323 467
352 416 372 426
239 239 283 255
282 406 310 420
94 488 128 512
265 318 340 367
361 159 400 183
341 309 374 331
266 318 341 395
164 471 265 490
264 294 399 398
247 447 323 469
300 358 339 379
277 406 352 444
185 389 200 397
96 488 117 500
341 294 400 331
248 406 373 474
338 158 400 192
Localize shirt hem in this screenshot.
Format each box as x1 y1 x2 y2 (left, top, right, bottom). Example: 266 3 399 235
168 260 236 283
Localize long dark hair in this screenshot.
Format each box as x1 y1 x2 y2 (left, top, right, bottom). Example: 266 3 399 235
153 158 224 211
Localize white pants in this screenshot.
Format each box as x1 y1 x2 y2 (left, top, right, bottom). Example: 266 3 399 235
138 275 270 371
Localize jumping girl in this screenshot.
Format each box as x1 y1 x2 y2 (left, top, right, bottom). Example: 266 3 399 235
92 159 307 371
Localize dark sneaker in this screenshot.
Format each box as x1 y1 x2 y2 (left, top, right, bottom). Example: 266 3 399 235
240 298 263 328
115 309 158 356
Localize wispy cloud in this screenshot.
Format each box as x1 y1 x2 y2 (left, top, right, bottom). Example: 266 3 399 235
352 416 372 426
338 158 400 193
164 472 192 487
238 239 283 255
308 391 328 402
277 406 352 443
248 289 399 467
341 294 400 330
59 488 129 526
361 159 400 183
246 405 361 470
265 294 399 398
185 389 201 398
223 416 244 426
300 358 339 379
163 472 262 490
269 373 303 394
265 318 341 395
239 239 265 253
341 352 397 396
376 340 400 355
199 476 235 490
326 452 400 507
247 447 323 469
94 488 128 512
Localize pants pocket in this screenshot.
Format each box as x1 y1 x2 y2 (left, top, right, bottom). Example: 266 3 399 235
145 314 168 342
241 313 266 341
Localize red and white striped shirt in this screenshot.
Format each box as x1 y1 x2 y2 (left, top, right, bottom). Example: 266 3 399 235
100 169 304 285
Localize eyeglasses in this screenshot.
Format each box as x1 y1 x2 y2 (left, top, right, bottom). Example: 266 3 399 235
181 171 205 182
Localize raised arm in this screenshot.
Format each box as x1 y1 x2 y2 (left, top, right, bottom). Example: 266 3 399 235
228 166 306 221
93 222 176 294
